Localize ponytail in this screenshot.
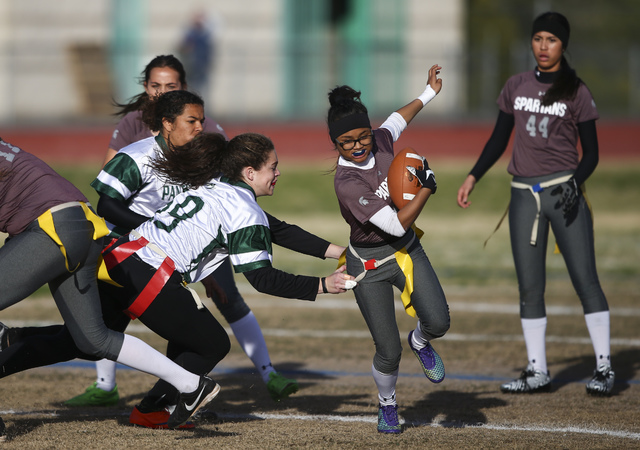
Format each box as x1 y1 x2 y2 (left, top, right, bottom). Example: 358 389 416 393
542 56 581 105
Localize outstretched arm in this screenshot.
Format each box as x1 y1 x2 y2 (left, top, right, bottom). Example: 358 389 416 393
243 264 354 301
395 64 442 125
266 212 344 260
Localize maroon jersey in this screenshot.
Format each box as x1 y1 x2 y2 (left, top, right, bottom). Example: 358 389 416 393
0 140 87 236
334 127 396 245
108 110 227 152
498 70 599 177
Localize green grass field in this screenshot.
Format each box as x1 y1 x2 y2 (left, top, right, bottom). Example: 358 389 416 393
51 160 639 296
0 160 636 447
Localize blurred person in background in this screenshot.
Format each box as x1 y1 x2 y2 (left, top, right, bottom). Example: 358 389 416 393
0 137 219 431
327 64 449 434
178 11 216 101
457 12 613 396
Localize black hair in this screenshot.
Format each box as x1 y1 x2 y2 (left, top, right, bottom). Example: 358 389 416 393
150 132 275 189
114 55 188 117
327 85 372 142
140 90 203 133
542 58 581 106
532 12 581 105
327 85 368 125
150 132 226 189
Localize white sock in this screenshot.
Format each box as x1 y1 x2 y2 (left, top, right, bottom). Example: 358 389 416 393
230 311 274 384
411 321 428 349
116 334 199 393
372 364 398 406
584 311 611 367
94 358 117 391
521 317 547 373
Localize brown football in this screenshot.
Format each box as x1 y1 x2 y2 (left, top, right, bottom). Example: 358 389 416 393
387 147 424 209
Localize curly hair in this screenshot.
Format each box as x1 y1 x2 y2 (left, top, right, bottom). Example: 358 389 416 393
140 90 203 133
150 132 226 189
150 132 275 189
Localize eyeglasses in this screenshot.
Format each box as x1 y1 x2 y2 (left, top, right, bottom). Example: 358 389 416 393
337 134 374 151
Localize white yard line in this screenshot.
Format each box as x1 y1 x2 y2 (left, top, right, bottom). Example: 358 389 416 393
1 409 638 441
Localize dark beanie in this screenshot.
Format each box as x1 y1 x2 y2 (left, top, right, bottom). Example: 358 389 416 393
531 12 570 49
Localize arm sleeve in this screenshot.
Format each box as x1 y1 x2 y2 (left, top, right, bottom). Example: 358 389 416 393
379 112 407 142
369 205 405 237
574 119 599 186
96 193 150 230
243 265 318 301
266 212 331 259
469 110 515 181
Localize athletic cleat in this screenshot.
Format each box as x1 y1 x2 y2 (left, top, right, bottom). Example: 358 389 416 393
377 404 401 434
0 321 8 351
267 371 299 401
500 364 551 393
586 364 615 396
408 331 445 383
64 382 119 407
129 406 194 429
168 375 220 429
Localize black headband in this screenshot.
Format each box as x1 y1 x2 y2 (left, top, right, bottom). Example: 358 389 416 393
329 113 371 142
531 15 570 49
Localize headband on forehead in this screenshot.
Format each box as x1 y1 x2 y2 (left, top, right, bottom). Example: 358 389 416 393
328 113 371 142
531 14 570 48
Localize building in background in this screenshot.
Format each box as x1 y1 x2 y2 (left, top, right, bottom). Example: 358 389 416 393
0 0 463 122
0 0 637 123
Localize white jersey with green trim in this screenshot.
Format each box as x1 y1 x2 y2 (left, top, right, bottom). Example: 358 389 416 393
133 178 273 284
91 136 189 237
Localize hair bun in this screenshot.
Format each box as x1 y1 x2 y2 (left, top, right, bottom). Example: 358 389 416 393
328 85 362 106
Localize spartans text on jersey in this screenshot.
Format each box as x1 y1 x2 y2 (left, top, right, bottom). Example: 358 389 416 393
513 96 567 117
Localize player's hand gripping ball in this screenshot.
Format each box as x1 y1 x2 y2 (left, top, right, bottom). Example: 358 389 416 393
387 147 435 209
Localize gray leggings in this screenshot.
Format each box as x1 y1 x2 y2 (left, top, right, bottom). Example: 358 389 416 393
0 206 123 360
347 230 450 374
509 172 609 318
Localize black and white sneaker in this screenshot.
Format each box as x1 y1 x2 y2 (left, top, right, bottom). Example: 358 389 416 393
586 364 615 396
167 375 220 429
500 364 551 393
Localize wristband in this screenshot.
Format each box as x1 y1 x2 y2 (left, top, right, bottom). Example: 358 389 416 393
321 277 328 294
417 85 436 106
